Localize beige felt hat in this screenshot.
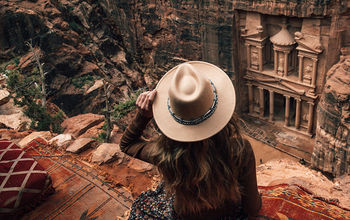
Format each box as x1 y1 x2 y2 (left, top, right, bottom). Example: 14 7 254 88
153 61 236 142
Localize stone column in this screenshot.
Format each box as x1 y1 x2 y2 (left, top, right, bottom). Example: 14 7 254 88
259 87 264 117
311 58 318 87
295 98 301 129
258 46 263 72
274 49 278 73
269 90 274 121
307 102 314 134
248 84 253 114
298 55 303 82
284 51 288 77
247 44 251 69
285 95 290 126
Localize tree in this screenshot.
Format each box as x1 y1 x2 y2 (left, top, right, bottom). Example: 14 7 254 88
5 42 64 133
102 79 113 142
27 41 47 108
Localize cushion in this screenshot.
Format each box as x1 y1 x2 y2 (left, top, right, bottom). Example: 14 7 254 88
0 139 54 218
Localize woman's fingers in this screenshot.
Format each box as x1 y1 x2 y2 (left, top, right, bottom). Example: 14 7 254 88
135 90 157 118
141 92 149 110
148 90 156 103
136 91 149 108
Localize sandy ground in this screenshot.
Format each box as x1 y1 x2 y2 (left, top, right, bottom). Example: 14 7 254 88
245 135 298 166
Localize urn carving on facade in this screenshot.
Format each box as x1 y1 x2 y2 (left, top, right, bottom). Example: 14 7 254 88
270 20 297 77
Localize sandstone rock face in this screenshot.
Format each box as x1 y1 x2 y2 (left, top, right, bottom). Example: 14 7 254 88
0 129 31 141
1 0 347 119
91 143 124 165
0 100 31 131
0 90 10 105
0 0 146 116
61 113 104 138
18 131 52 147
257 159 350 209
127 158 154 173
66 137 95 153
232 0 342 17
312 56 350 177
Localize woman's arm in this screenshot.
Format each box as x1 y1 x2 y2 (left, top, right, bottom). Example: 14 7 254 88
119 90 158 164
239 139 262 217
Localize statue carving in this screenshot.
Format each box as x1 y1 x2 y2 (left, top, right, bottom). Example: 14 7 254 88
251 49 259 69
303 64 312 84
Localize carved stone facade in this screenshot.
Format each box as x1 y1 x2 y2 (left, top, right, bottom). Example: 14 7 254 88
236 1 350 175
240 12 325 136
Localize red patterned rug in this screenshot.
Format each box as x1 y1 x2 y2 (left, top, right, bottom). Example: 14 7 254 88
2 138 350 220
20 137 133 219
257 184 350 220
0 139 54 219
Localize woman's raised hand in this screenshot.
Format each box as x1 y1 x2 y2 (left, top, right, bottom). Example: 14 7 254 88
136 90 157 118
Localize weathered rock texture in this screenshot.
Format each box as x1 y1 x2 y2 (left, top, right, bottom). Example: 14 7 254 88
258 159 350 209
312 56 350 177
233 0 347 17
0 99 31 131
91 143 123 165
61 113 104 138
1 0 350 171
0 0 145 116
66 137 95 153
0 0 239 116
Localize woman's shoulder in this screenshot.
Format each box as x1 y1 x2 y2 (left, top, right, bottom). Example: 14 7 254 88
240 138 255 163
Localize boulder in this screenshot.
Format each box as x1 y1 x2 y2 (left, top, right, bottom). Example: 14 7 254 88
0 100 31 131
18 131 52 148
61 113 105 138
127 158 154 173
0 90 10 106
257 158 350 209
66 137 95 153
91 143 124 165
78 121 104 139
49 133 73 148
0 129 31 140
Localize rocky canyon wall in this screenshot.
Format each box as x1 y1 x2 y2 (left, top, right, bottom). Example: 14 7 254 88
312 56 350 177
0 0 239 116
1 0 350 176
104 0 238 83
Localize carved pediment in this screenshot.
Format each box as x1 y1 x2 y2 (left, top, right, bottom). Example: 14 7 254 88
245 73 305 95
295 32 323 54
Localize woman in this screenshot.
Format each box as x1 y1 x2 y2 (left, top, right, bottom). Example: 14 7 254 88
120 61 261 219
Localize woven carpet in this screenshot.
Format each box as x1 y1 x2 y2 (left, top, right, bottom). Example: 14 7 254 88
21 137 133 220
7 137 350 220
0 139 54 219
257 184 350 220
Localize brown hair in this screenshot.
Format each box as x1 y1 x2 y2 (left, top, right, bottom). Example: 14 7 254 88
153 114 244 215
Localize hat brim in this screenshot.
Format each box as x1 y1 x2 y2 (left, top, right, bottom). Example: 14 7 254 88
153 61 236 142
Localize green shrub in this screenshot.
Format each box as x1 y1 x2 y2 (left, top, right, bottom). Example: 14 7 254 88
92 132 107 143
71 75 94 89
5 68 65 133
111 88 145 120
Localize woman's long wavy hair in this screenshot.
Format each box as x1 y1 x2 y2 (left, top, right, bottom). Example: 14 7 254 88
153 114 245 215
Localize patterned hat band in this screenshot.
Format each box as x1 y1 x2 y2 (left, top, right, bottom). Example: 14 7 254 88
167 80 218 125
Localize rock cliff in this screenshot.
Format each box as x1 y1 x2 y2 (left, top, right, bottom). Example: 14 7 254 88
312 56 350 177
1 0 239 116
